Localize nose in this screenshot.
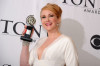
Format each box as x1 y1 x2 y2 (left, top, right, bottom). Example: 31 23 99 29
45 17 49 22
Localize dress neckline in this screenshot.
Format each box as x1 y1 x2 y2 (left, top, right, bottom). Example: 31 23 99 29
35 34 64 60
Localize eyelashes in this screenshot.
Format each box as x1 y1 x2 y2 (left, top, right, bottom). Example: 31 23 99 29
41 14 54 19
41 16 46 18
49 14 54 17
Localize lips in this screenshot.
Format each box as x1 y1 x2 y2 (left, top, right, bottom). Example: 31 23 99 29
45 22 52 26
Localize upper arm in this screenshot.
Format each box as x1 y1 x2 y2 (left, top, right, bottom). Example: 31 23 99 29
64 39 79 66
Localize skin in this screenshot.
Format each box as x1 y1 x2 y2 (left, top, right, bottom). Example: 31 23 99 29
20 9 61 66
37 10 61 60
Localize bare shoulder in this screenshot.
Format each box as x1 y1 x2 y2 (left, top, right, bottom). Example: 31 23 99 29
38 37 47 43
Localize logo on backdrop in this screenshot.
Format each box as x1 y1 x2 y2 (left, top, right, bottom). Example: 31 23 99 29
0 15 47 42
82 34 100 59
0 16 42 35
3 64 11 66
90 35 100 50
62 0 100 15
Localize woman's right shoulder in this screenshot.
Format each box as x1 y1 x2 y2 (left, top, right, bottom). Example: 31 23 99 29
36 37 47 45
38 37 47 42
30 37 47 52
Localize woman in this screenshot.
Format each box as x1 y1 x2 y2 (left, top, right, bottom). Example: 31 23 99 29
20 3 79 66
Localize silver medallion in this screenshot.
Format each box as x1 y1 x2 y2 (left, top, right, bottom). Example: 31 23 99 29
26 15 36 26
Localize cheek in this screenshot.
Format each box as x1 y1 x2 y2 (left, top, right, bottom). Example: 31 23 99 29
41 19 44 24
41 20 45 27
52 18 58 24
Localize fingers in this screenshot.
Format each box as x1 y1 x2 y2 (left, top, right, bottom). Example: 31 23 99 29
22 25 34 38
22 25 27 36
30 28 34 38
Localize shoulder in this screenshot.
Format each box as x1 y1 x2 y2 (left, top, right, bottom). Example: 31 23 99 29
30 37 47 50
61 34 73 42
37 37 47 43
61 34 75 47
35 37 47 46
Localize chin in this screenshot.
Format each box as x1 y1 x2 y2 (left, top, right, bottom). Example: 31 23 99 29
46 27 57 32
45 28 53 31
43 24 57 31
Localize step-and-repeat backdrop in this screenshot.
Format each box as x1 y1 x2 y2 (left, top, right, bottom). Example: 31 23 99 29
0 0 100 66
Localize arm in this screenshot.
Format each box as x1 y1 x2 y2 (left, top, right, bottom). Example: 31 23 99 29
20 41 30 66
20 25 34 66
65 39 79 66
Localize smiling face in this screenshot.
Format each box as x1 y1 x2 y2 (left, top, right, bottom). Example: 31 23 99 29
40 10 60 32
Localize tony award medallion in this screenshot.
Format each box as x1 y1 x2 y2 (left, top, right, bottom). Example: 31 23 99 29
20 15 36 42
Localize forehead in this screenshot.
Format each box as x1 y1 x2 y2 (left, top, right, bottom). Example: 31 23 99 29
40 10 55 16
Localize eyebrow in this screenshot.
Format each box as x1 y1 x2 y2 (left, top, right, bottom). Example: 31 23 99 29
41 13 54 16
40 15 45 18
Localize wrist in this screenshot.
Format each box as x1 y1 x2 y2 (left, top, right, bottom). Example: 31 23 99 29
22 41 30 46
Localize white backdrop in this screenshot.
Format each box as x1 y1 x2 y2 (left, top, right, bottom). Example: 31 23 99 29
0 0 100 66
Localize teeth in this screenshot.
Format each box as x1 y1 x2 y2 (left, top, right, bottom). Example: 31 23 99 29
45 22 52 26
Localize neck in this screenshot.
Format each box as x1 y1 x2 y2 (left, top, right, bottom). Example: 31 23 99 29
47 29 61 39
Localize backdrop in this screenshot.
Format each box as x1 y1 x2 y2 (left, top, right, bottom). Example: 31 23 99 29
0 0 100 66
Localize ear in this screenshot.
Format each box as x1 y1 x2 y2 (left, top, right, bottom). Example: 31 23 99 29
57 17 61 24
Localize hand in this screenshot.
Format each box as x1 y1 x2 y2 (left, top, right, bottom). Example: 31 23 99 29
22 25 27 36
31 27 34 38
22 25 34 37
